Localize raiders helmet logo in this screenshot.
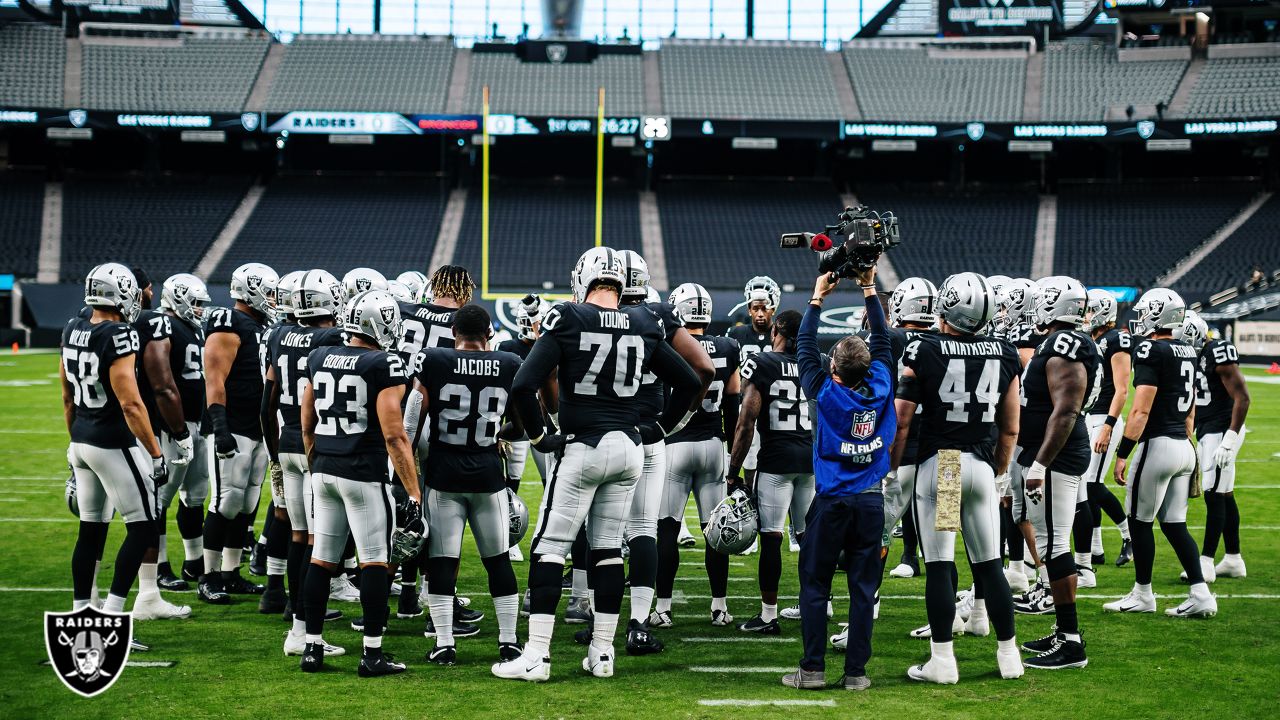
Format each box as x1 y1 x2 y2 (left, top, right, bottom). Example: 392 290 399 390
1146 298 1165 319
1041 287 1062 307
940 286 961 309
380 306 396 325
246 275 263 293
851 410 877 440
356 279 372 292
546 43 568 63
45 606 132 697
1137 120 1156 140
240 112 260 132
69 109 87 128
966 122 985 142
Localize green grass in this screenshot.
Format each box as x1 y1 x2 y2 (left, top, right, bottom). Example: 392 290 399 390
1 352 1278 719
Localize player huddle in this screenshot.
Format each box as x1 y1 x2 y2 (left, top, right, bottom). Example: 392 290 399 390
58 251 1249 685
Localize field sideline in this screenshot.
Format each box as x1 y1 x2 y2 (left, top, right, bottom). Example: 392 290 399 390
0 352 1277 719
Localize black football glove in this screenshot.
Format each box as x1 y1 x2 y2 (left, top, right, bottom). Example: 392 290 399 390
533 433 566 457
637 421 665 446
208 404 238 459
400 496 424 535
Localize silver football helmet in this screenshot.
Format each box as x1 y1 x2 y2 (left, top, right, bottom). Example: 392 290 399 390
1131 288 1186 337
342 267 388 301
617 249 650 301
1000 278 1040 323
293 269 343 320
987 274 1012 296
515 294 549 342
1175 310 1209 350
1086 288 1118 332
889 277 937 326
230 262 279 317
704 490 759 555
343 289 401 350
396 271 428 303
84 263 142 322
1033 276 1088 329
506 488 529 545
669 282 713 325
386 280 413 303
571 247 626 302
160 273 211 326
275 270 306 319
936 272 996 335
744 275 781 311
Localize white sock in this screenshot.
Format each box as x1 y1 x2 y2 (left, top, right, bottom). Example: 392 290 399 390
526 614 555 658
343 556 357 570
711 597 727 613
267 557 287 576
969 598 987 618
1117 519 1130 541
363 634 382 649
1189 582 1210 598
305 633 323 645
222 547 243 573
493 594 519 644
591 611 619 655
931 639 955 660
1074 552 1092 569
291 617 305 635
138 562 159 596
183 537 202 562
997 637 1018 653
1136 582 1153 596
1091 527 1103 555
655 597 672 614
73 598 90 610
1037 564 1050 585
630 586 654 623
1225 552 1243 562
157 535 168 564
203 548 220 575
103 594 126 613
571 569 588 599
761 602 777 622
427 594 454 646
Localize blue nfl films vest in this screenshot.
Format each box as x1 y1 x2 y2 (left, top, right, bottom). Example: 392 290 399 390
811 361 897 497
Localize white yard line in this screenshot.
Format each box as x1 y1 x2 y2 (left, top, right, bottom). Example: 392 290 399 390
681 562 745 567
682 637 797 643
690 666 795 673
698 699 836 707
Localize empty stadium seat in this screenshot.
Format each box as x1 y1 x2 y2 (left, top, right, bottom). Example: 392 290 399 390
212 175 446 281
61 174 251 282
265 35 453 114
0 23 65 107
0 171 45 278
1175 193 1280 297
81 33 268 112
1041 41 1186 121
462 51 642 117
1182 56 1280 119
660 41 843 120
843 46 1025 122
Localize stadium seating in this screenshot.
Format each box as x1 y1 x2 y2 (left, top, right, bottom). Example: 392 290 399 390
659 41 842 120
1175 194 1280 297
1055 183 1255 288
0 171 45 279
852 185 1040 280
1041 41 1186 121
212 175 446 281
843 46 1026 122
61 174 251 282
452 180 640 291
657 180 845 291
265 35 453 114
462 51 642 116
1182 56 1280 119
0 23 65 107
81 33 268 112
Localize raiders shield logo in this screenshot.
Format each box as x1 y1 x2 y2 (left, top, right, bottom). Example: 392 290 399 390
246 275 263 294
1041 286 1062 307
69 109 87 128
851 410 876 440
356 279 372 292
380 306 396 325
240 112 260 132
966 122 985 142
1137 120 1156 140
546 43 568 63
44 606 132 697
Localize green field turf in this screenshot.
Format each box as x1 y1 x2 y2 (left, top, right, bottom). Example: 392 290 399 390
1 351 1277 719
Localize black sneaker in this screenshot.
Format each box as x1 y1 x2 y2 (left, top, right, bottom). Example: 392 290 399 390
223 569 265 595
397 591 424 619
259 585 287 614
196 575 230 605
281 601 293 622
300 642 324 673
248 542 267 577
625 619 664 656
323 608 343 622
561 568 573 589
423 618 479 638
455 598 484 623
358 649 407 677
156 562 189 591
350 616 387 634
1092 552 1106 567
573 628 593 646
1025 638 1088 670
1116 538 1134 567
426 645 457 666
181 559 204 582
737 614 781 635
1020 631 1060 654
498 641 523 662
243 529 256 553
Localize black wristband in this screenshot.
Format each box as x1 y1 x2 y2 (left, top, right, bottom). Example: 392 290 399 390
208 403 229 435
171 425 190 441
1115 436 1136 460
1104 415 1118 428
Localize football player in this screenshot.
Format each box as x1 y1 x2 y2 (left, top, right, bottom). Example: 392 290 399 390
197 262 277 605
265 270 347 657
496 294 552 492
299 290 420 676
728 276 780 496
410 304 524 666
1017 277 1099 670
1083 290 1135 567
1105 289 1216 618
727 308 814 635
492 247 701 682
895 272 1024 684
341 267 388 301
397 270 429 303
1001 278 1046 591
1179 311 1250 580
62 264 170 617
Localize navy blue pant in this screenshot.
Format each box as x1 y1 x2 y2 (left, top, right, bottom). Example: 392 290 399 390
799 492 883 676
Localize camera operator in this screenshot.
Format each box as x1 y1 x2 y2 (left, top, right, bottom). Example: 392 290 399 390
779 256 896 692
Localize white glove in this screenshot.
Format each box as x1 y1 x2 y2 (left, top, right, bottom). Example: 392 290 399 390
150 455 169 488
170 431 194 466
996 472 1011 497
1024 462 1046 504
1212 430 1240 469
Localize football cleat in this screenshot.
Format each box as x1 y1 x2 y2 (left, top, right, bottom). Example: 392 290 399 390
248 542 267 577
1014 583 1054 615
1024 637 1087 670
737 614 781 635
131 593 192 621
424 618 480 638
1215 554 1247 578
259 585 287 614
955 589 974 622
788 527 800 553
180 559 204 582
492 651 551 682
130 638 150 652
330 575 360 603
573 628 593 646
997 640 1025 679
456 598 484 623
196 575 230 605
780 601 832 621
1076 567 1097 589
710 609 734 627
223 570 264 595
907 650 958 685
498 642 523 662
350 616 387 634
625 619 664 656
565 596 594 625
1020 630 1060 654
156 566 189 592
677 523 697 547
963 604 989 637
1179 556 1217 584
1115 538 1134 567
830 624 848 652
300 642 325 673
646 610 674 629
396 590 424 619
909 614 964 639
427 644 457 666
358 650 407 677
1165 592 1218 618
561 569 574 589
889 561 918 578
582 646 615 678
1091 552 1106 567
1103 589 1157 613
284 631 344 657
891 524 904 538
741 537 758 555
323 608 342 622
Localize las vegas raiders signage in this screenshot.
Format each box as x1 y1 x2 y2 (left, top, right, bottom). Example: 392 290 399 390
939 0 1062 35
44 606 133 697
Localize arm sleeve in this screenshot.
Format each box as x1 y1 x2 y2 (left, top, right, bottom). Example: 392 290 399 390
797 304 828 401
511 336 561 439
865 293 892 368
650 340 701 434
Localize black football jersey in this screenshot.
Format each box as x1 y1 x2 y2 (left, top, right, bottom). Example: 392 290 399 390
133 309 175 434
306 345 409 483
398 302 457 363
893 328 933 466
536 301 667 442
166 312 206 425
635 301 685 419
497 338 534 360
61 317 140 449
1194 339 1240 438
668 334 740 444
900 333 1020 464
415 348 521 493
741 350 812 474
1017 329 1103 475
268 324 344 454
204 306 266 439
1132 337 1197 440
728 324 771 366
1088 328 1132 415
1007 322 1039 353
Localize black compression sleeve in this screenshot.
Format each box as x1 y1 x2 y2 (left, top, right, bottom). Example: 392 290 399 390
511 336 561 439
260 378 278 462
722 393 740 453
650 341 701 433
